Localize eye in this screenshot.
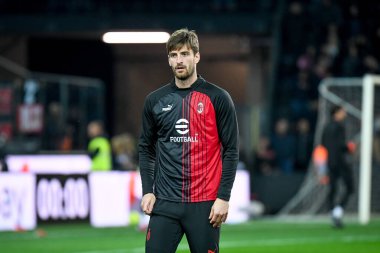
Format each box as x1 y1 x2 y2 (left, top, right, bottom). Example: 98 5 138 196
169 53 177 59
181 52 190 57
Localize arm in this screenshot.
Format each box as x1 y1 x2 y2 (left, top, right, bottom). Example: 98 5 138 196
88 147 100 159
210 91 239 227
138 96 158 214
215 91 239 201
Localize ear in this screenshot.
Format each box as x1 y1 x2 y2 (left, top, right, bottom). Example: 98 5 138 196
195 52 200 64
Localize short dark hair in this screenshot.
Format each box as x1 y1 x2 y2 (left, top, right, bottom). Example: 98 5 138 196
166 28 199 55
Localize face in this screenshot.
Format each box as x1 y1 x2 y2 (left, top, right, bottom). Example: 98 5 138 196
88 123 101 138
336 108 347 122
168 45 200 81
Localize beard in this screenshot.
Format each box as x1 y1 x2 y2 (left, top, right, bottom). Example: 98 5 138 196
172 64 195 80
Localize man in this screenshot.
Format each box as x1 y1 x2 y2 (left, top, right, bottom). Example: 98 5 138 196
321 105 355 228
139 28 239 253
87 121 112 171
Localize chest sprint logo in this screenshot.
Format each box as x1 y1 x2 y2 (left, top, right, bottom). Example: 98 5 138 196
170 118 198 142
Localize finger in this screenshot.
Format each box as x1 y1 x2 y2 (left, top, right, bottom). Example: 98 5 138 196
210 213 219 224
213 219 222 228
221 213 228 223
142 201 150 214
211 214 221 225
148 200 154 213
209 208 214 220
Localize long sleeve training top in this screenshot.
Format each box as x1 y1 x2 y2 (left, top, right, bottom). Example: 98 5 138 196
139 76 239 202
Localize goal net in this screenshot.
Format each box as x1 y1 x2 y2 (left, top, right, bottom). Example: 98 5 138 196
279 75 380 224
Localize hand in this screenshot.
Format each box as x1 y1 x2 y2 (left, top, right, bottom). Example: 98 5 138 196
209 198 229 228
347 141 356 153
141 193 156 215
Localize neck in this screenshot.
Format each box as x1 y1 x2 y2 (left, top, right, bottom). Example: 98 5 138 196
175 72 198 89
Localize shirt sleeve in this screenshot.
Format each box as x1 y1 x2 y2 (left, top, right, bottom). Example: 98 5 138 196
138 95 157 195
215 91 239 201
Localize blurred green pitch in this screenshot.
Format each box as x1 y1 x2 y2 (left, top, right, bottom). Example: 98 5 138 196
1 217 380 253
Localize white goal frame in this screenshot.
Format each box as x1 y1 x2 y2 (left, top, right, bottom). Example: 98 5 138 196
278 74 380 225
359 74 380 224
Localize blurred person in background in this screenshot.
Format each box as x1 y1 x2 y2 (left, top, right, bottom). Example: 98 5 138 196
43 102 65 150
253 136 276 176
295 118 313 172
271 118 296 174
321 105 355 228
111 133 137 171
87 121 112 171
139 28 239 253
60 124 74 151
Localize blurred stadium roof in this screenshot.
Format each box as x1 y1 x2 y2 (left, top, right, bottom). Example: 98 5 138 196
0 0 276 35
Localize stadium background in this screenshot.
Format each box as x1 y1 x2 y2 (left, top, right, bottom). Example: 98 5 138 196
1 0 380 252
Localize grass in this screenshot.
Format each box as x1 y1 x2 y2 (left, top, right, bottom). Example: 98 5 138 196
1 217 380 253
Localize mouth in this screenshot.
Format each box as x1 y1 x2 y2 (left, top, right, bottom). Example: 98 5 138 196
175 66 186 70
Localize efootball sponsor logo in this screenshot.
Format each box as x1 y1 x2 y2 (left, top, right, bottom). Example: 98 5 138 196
170 136 198 142
175 118 189 134
170 118 198 143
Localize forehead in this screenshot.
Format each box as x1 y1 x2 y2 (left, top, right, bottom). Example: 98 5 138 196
169 44 193 54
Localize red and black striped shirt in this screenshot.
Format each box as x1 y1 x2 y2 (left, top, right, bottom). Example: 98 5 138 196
139 76 239 202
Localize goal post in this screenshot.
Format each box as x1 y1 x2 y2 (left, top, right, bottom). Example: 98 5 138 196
359 74 380 224
278 74 380 224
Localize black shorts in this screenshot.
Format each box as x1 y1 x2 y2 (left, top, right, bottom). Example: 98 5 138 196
145 199 220 253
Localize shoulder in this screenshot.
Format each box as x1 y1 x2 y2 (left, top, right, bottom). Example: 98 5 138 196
145 82 173 105
199 78 233 101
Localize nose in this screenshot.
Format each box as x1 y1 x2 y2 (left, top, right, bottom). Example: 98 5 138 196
175 55 184 63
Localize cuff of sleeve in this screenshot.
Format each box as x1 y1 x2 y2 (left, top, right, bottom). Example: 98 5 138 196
142 186 154 196
217 193 230 201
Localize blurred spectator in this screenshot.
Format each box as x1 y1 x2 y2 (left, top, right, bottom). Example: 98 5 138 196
43 102 65 150
276 1 380 155
282 1 310 56
362 54 380 74
310 0 343 45
60 124 74 151
67 106 83 149
253 136 276 176
87 121 112 171
341 42 362 76
111 133 138 171
290 71 313 120
323 24 340 63
295 118 313 172
345 4 362 37
313 45 334 81
297 45 316 73
271 118 296 174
